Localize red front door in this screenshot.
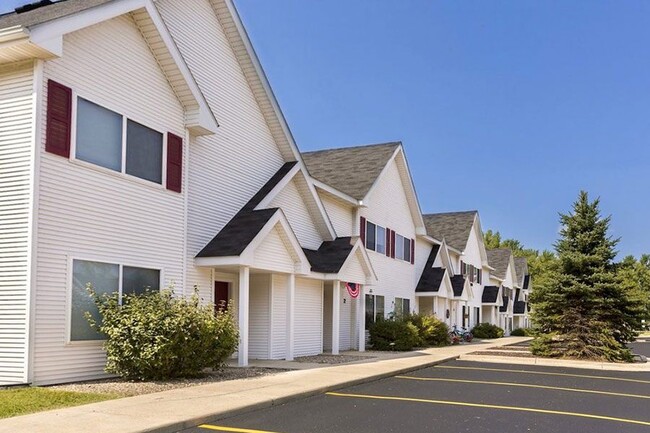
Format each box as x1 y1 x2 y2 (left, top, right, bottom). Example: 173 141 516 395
214 281 229 313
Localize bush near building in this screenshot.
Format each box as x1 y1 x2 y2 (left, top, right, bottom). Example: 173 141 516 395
369 314 449 350
471 323 505 339
88 288 238 380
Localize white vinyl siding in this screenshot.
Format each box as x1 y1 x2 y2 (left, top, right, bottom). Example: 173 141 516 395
294 278 323 357
248 275 270 359
155 0 288 301
253 225 296 274
270 274 287 359
320 193 353 237
33 16 186 385
0 64 34 385
360 159 416 317
268 179 323 250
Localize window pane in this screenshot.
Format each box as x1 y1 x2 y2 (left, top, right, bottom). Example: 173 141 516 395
376 226 386 254
396 235 404 260
71 260 119 341
365 221 376 251
403 237 411 262
122 266 160 296
394 297 403 317
126 120 163 184
365 294 375 328
375 295 385 321
404 298 411 315
76 98 122 171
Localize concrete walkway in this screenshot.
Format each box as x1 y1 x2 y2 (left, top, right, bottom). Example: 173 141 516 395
0 337 528 433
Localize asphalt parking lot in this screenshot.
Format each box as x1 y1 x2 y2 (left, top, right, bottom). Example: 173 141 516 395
179 359 650 433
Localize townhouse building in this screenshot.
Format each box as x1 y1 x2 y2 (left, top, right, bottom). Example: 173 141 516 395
486 248 519 335
419 211 493 329
0 0 533 387
513 257 532 329
0 0 378 386
302 142 427 335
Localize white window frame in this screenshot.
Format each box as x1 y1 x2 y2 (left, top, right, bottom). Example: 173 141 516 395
69 93 169 190
395 234 405 260
376 225 386 255
66 255 163 346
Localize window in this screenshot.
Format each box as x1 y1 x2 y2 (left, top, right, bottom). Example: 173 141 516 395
394 297 410 317
75 97 164 185
395 234 404 260
403 237 411 263
70 259 160 341
365 221 376 251
76 98 122 171
126 120 163 183
376 226 386 254
365 294 385 328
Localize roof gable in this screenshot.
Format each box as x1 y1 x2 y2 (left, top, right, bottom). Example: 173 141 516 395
0 0 217 135
423 211 477 251
303 142 425 233
486 248 512 280
303 142 400 200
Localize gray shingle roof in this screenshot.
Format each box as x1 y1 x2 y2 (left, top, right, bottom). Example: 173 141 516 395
487 248 512 280
302 142 400 200
513 301 526 315
303 237 354 274
450 275 466 297
422 211 477 251
514 257 528 282
0 0 112 29
416 245 446 293
481 286 500 303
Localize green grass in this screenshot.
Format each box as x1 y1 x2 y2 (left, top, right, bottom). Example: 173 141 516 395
0 387 119 419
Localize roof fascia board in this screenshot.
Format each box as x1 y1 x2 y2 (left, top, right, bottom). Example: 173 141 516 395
217 0 302 162
25 0 218 135
28 0 146 52
312 178 359 206
339 238 378 283
242 210 311 274
253 163 302 210
143 0 218 134
255 167 337 241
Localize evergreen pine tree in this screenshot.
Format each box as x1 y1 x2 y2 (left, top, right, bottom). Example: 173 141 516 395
530 191 639 361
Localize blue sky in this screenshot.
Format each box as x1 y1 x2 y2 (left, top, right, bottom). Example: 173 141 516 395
2 1 648 257
233 0 650 257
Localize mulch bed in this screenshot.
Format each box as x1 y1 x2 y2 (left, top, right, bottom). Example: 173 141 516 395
49 367 288 397
294 354 376 364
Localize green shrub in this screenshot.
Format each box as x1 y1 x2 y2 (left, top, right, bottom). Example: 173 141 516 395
368 318 420 351
471 323 505 339
87 287 238 380
511 327 537 337
406 313 451 347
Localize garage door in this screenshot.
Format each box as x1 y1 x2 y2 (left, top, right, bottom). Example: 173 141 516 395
294 278 323 357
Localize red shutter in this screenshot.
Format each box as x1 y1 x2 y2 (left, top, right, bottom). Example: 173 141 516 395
390 230 396 258
45 80 72 158
360 216 366 245
385 228 391 257
166 133 183 193
410 238 415 264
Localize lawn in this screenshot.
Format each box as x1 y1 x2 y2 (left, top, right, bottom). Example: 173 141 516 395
0 387 119 419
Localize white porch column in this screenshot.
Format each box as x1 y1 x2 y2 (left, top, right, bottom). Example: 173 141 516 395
332 281 341 355
285 274 295 361
238 266 250 367
357 285 365 352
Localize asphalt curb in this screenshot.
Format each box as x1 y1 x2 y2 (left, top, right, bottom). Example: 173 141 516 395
146 354 461 433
